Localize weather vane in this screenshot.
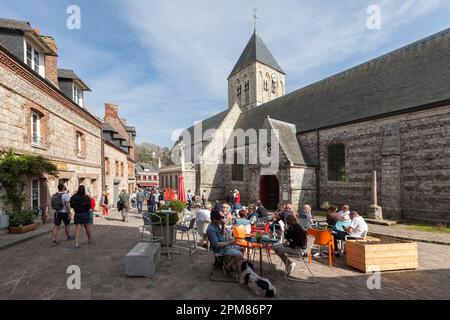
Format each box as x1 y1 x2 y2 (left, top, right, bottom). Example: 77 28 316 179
253 8 258 31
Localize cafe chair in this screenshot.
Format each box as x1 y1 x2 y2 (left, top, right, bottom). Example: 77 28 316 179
233 225 262 261
141 213 165 244
284 235 317 283
207 235 241 283
307 228 335 268
173 218 198 260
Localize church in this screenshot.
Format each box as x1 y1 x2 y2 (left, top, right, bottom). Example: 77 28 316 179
165 28 450 224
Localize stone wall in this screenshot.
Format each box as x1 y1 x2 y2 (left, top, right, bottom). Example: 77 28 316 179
104 143 129 206
299 105 450 223
0 46 103 213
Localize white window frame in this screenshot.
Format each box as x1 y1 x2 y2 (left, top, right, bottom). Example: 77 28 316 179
73 84 84 107
76 132 83 156
23 39 45 77
31 111 41 145
31 179 40 210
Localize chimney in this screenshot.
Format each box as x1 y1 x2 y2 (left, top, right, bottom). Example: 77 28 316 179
40 36 59 88
105 103 119 121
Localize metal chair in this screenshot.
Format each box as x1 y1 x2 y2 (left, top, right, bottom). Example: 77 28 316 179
173 218 197 259
207 234 241 283
284 235 317 283
337 229 368 257
141 213 165 243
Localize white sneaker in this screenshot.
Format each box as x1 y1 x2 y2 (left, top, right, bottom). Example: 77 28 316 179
286 262 297 276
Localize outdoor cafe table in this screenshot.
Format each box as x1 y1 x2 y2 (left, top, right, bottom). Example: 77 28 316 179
245 236 279 278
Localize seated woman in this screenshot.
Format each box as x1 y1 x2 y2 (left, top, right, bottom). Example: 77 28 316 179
326 205 339 228
335 205 352 231
207 210 243 273
272 215 307 276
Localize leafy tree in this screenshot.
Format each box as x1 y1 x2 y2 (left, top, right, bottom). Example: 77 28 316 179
0 151 59 213
136 142 172 166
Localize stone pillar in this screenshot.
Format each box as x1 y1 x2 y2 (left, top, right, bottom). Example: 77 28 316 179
367 170 383 220
380 124 402 220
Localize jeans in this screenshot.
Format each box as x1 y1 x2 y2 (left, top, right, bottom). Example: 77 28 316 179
272 243 299 266
137 201 144 214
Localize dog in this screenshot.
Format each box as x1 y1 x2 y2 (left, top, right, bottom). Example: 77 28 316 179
240 262 277 298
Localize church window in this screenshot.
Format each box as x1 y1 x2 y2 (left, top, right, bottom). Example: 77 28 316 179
328 144 346 182
264 80 269 92
232 152 244 181
244 81 249 93
237 85 242 96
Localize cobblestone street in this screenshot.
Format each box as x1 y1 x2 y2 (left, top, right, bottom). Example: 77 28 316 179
0 209 449 300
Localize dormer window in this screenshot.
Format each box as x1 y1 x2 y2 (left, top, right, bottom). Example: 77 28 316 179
73 84 84 107
24 41 44 77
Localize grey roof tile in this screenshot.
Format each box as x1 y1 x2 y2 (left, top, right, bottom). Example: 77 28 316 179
229 32 285 79
57 68 91 91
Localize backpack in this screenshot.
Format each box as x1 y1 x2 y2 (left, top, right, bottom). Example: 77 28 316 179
51 193 64 212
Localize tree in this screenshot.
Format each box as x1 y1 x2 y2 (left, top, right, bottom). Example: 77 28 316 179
136 143 172 166
0 151 59 213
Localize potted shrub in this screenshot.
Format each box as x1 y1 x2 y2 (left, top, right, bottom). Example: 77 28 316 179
0 152 58 229
150 200 185 245
8 209 39 234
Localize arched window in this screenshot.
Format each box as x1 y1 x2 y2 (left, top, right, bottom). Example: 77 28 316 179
328 144 346 181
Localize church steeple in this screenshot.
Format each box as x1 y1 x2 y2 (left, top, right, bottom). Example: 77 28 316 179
228 31 286 112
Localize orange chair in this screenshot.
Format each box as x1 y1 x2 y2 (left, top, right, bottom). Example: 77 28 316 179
233 225 262 260
307 228 335 268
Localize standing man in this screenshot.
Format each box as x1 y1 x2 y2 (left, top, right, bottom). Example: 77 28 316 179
136 188 145 214
119 187 130 223
51 183 73 246
202 190 207 207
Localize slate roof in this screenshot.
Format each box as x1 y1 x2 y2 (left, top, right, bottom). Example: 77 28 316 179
234 27 450 133
57 68 91 91
228 32 285 79
136 163 159 173
0 18 33 31
266 117 315 166
0 18 57 56
103 123 132 153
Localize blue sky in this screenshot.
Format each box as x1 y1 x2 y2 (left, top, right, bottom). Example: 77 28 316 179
1 0 449 147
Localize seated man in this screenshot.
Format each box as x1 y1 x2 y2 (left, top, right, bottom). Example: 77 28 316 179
255 201 268 218
334 211 369 249
335 205 352 231
207 210 243 274
246 205 258 222
299 204 314 230
272 215 307 275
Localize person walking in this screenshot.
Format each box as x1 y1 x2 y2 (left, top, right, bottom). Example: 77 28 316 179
70 185 93 249
88 193 96 224
100 191 109 218
51 183 73 246
119 187 130 222
136 188 145 214
201 190 207 207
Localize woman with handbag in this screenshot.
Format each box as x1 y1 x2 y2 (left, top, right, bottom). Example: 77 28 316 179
100 191 109 218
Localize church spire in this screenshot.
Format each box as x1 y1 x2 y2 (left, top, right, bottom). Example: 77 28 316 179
253 8 258 32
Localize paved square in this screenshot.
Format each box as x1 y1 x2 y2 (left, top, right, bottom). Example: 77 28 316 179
0 209 449 300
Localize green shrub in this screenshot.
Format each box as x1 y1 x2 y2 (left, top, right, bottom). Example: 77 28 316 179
320 201 331 210
8 209 36 227
150 211 180 226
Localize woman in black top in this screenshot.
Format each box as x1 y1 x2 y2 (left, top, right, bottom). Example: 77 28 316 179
70 185 92 249
272 215 307 275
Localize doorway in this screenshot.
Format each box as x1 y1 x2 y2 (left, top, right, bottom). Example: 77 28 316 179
259 175 280 211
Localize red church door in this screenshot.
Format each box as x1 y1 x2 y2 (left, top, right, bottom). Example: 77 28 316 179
259 176 280 211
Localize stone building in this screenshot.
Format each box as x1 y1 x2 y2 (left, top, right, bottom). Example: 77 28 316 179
159 163 196 195
173 29 450 223
102 103 137 205
136 163 160 189
0 18 103 213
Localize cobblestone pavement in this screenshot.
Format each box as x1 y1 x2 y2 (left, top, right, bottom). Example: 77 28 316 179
0 209 449 300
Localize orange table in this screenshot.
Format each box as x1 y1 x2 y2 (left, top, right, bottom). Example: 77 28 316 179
307 228 335 268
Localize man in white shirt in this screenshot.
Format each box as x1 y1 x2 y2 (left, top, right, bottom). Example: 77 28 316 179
344 211 369 238
196 202 212 248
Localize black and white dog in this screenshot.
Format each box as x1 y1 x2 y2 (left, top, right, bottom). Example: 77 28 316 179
240 262 277 298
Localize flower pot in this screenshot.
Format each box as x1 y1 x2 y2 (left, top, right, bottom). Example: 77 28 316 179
9 222 39 234
151 224 176 246
0 214 9 229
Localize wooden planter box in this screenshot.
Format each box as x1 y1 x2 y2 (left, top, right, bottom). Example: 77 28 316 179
346 238 418 273
9 222 39 234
